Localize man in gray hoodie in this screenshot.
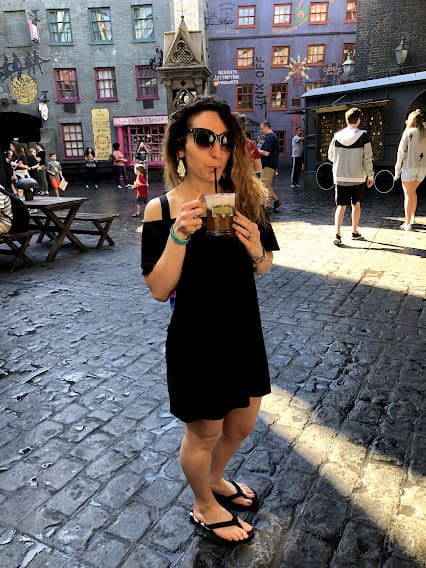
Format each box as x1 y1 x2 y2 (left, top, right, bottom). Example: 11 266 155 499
328 107 374 246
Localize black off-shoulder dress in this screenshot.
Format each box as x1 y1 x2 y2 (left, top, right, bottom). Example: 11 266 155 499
142 195 280 423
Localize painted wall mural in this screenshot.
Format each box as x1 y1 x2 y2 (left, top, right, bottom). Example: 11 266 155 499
1 50 50 105
284 55 311 87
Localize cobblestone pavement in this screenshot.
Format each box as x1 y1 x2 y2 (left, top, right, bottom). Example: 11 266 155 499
0 175 425 568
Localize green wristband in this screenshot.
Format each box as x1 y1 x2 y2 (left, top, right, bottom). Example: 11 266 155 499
170 224 191 245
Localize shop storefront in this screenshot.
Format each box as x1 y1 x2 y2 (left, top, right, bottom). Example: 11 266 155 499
112 115 169 168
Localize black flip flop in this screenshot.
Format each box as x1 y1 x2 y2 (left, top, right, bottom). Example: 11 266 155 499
189 511 254 546
213 480 259 512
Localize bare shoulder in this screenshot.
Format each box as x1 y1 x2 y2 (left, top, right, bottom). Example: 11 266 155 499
144 196 163 221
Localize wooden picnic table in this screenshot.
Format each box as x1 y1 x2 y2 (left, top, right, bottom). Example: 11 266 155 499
28 196 89 262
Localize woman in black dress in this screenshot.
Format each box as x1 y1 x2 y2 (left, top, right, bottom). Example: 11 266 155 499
141 96 279 545
35 142 49 195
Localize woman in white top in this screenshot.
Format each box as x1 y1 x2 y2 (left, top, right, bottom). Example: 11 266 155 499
394 109 426 230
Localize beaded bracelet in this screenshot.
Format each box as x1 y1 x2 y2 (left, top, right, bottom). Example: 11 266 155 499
252 246 266 269
169 224 191 245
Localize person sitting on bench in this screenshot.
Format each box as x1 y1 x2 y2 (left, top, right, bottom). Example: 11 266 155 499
0 191 12 235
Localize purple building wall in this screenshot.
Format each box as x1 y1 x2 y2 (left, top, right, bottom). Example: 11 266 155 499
206 0 356 163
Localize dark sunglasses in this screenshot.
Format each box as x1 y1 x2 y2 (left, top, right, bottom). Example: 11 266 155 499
187 128 234 150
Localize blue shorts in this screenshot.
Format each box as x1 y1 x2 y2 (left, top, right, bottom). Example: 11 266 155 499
136 196 147 205
335 183 365 206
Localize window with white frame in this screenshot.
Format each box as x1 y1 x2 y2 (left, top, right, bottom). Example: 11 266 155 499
236 85 253 111
236 48 254 68
62 123 84 159
342 43 356 62
305 81 324 91
307 44 325 65
136 66 158 99
132 5 154 41
237 6 255 27
95 68 118 100
273 4 292 25
89 8 112 43
275 130 286 156
54 69 79 102
270 83 288 110
309 2 329 24
48 10 72 44
345 0 357 21
272 46 290 66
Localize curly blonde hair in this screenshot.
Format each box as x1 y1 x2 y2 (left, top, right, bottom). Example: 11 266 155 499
406 109 426 140
163 95 268 225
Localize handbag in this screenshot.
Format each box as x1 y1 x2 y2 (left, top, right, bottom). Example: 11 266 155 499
59 178 68 191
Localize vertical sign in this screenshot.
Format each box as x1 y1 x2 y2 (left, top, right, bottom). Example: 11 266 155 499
173 0 199 30
29 20 40 43
91 109 112 161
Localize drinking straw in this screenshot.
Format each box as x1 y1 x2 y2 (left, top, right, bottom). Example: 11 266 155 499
214 167 218 193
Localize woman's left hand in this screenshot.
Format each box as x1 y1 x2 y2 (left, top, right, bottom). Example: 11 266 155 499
233 210 263 257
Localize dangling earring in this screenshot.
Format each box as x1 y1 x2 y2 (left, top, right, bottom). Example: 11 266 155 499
177 157 186 180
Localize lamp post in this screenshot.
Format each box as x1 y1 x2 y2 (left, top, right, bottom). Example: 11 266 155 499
342 53 355 79
394 38 408 71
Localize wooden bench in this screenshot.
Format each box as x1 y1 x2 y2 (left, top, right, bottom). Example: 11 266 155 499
30 212 119 249
0 229 39 272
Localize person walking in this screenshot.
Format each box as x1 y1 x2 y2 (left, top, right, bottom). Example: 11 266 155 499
258 121 281 210
84 147 99 189
290 127 304 188
235 113 262 177
35 142 49 195
328 107 374 246
394 108 426 230
46 153 63 197
131 163 148 218
135 137 149 183
111 142 130 189
141 95 279 546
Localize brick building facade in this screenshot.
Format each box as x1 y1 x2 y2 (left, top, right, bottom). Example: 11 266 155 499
355 0 426 80
0 1 207 185
207 0 356 162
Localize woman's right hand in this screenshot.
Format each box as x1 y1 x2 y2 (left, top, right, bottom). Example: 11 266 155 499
173 195 204 239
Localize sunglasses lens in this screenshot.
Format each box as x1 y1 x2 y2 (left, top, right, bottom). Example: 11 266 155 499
190 128 233 150
194 129 213 148
220 133 233 149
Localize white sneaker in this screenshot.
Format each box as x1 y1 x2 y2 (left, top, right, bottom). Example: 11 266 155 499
400 222 413 231
85 185 89 189
117 185 122 189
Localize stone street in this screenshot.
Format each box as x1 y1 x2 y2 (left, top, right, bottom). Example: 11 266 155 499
0 174 425 567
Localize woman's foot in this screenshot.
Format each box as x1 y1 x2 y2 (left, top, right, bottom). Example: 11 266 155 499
211 480 258 510
191 504 253 543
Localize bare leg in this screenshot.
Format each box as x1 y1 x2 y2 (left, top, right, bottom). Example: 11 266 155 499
402 180 420 225
351 202 361 233
181 419 253 542
334 204 346 236
210 398 261 506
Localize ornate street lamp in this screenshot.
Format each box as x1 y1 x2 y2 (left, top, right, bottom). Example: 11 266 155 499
342 53 355 78
394 38 409 69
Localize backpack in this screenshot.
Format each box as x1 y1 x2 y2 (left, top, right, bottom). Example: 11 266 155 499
0 185 30 232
